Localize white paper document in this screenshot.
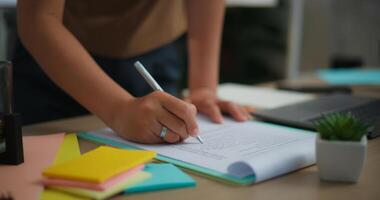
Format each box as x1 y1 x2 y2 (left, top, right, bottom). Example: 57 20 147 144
87 116 316 183
217 83 315 109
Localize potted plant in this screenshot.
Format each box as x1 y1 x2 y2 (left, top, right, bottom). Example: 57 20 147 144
314 113 368 182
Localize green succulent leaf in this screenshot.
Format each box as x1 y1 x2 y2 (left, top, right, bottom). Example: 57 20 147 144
313 112 368 141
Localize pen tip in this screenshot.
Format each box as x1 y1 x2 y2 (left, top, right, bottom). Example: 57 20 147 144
197 136 204 144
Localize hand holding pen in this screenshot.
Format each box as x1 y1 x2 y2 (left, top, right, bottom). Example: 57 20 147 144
134 61 204 144
107 61 201 144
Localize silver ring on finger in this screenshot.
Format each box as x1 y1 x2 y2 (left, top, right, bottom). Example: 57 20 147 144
159 126 168 138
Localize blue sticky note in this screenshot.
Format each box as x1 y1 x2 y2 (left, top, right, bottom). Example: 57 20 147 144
124 164 196 193
318 68 380 85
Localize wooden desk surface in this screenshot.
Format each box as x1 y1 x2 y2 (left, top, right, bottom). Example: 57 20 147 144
24 115 380 200
22 78 380 200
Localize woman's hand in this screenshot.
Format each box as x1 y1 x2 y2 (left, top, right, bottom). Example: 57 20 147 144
107 91 199 144
186 88 252 123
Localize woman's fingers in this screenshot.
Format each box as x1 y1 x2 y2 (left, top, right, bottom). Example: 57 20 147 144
120 125 162 144
199 102 224 123
218 101 244 121
158 92 199 136
157 107 189 140
149 118 182 143
162 130 181 143
240 105 253 120
145 132 164 144
243 105 255 113
114 91 197 144
218 101 248 122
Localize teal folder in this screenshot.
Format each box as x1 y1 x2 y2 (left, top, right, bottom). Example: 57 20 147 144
125 163 195 193
78 132 256 185
318 68 380 85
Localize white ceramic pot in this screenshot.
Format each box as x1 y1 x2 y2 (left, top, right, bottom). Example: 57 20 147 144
316 135 367 182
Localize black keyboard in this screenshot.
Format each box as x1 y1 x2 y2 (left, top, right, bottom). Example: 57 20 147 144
308 100 380 126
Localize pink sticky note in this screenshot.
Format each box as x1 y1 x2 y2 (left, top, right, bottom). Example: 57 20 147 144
42 164 144 191
0 133 65 200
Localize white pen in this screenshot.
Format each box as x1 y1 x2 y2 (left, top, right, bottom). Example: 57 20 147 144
134 61 204 144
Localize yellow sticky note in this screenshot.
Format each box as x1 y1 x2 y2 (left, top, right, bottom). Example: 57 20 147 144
53 133 81 165
40 133 86 200
51 171 151 200
40 189 90 200
43 146 156 183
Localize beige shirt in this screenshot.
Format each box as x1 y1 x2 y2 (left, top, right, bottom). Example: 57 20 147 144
63 0 187 58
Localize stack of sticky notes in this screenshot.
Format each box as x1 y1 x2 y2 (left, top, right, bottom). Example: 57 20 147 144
42 146 155 199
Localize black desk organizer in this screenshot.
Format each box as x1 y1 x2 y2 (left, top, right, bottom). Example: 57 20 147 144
0 61 23 165
0 113 23 165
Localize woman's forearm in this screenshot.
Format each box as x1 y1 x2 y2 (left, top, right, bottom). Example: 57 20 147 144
186 0 225 93
17 0 133 122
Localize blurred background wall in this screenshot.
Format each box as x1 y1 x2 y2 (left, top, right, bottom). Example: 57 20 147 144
302 0 380 72
222 0 380 84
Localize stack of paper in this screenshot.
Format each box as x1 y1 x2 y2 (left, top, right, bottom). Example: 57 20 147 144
216 83 315 109
79 115 316 185
42 146 155 199
183 83 315 110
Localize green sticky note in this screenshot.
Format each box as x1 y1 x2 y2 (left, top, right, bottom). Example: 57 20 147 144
124 164 196 193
